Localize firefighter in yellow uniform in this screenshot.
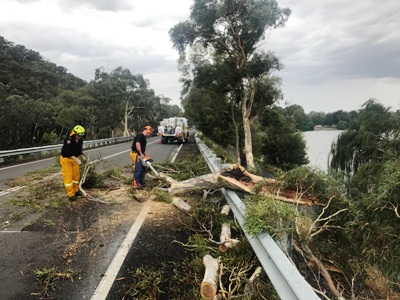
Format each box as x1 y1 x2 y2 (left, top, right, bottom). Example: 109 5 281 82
60 125 86 201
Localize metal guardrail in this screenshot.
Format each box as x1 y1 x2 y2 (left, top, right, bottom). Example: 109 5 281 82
195 133 320 300
0 136 134 163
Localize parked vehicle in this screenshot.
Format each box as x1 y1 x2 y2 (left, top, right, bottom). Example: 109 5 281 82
157 117 189 144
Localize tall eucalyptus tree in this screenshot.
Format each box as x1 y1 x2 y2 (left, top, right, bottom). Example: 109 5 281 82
169 0 290 169
91 67 157 136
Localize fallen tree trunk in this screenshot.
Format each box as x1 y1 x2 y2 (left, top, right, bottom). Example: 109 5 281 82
200 255 220 300
160 164 315 206
167 164 271 195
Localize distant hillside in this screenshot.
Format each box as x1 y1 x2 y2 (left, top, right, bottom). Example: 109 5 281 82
0 36 86 101
0 36 88 149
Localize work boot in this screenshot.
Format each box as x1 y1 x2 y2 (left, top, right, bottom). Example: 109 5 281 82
68 196 77 202
75 190 84 197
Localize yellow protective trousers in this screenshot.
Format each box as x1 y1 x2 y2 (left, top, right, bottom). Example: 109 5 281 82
59 156 80 197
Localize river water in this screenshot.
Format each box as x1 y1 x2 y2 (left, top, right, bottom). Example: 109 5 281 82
303 130 342 172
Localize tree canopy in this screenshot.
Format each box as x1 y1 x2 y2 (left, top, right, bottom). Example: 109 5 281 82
170 0 291 169
0 36 182 149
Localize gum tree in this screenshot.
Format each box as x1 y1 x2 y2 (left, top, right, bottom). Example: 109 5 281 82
169 0 290 169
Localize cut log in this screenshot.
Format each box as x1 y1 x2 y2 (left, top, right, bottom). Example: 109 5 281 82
172 197 191 213
220 205 230 216
218 222 240 252
200 255 220 300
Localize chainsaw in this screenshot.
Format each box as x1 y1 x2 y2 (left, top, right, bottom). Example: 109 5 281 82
140 156 159 176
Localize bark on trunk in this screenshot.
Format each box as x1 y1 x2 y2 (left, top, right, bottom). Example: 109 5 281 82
167 164 269 195
172 197 191 213
200 255 220 299
160 164 315 206
220 205 230 216
219 222 240 252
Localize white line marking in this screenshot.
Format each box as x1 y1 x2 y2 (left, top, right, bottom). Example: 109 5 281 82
90 202 152 300
0 158 54 170
171 144 183 163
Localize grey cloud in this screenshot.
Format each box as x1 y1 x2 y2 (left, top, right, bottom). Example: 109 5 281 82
58 0 133 12
268 0 400 84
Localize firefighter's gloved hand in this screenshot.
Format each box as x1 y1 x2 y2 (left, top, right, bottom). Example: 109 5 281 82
73 157 82 166
80 154 87 162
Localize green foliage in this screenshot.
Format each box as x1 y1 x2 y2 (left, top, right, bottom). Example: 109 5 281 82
243 195 296 239
0 36 86 149
177 197 278 299
123 267 164 299
80 165 106 189
153 190 173 203
280 166 345 204
8 178 66 211
284 104 314 131
0 36 184 148
34 267 80 298
278 165 400 295
259 107 309 170
330 99 400 176
342 160 400 281
202 135 236 164
336 120 348 130
160 154 210 181
182 86 236 147
170 0 290 167
41 131 60 145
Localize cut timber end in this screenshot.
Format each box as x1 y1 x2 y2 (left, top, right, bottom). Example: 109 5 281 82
200 255 220 299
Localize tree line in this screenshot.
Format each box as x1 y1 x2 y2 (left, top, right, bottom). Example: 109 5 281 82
2 0 399 296
0 36 182 150
167 1 399 297
284 104 359 131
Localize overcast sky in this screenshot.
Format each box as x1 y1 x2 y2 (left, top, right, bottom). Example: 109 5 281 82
1 0 399 113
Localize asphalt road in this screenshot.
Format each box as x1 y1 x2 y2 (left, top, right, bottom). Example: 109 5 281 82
0 135 181 185
0 135 188 300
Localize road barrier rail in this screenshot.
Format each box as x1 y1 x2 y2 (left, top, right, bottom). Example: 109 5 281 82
195 133 320 300
0 136 134 164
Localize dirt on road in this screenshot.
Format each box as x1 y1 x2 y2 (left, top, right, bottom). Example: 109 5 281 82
0 139 201 300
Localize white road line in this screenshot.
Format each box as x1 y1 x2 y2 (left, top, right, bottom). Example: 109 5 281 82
90 201 152 300
0 157 54 170
171 144 183 163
